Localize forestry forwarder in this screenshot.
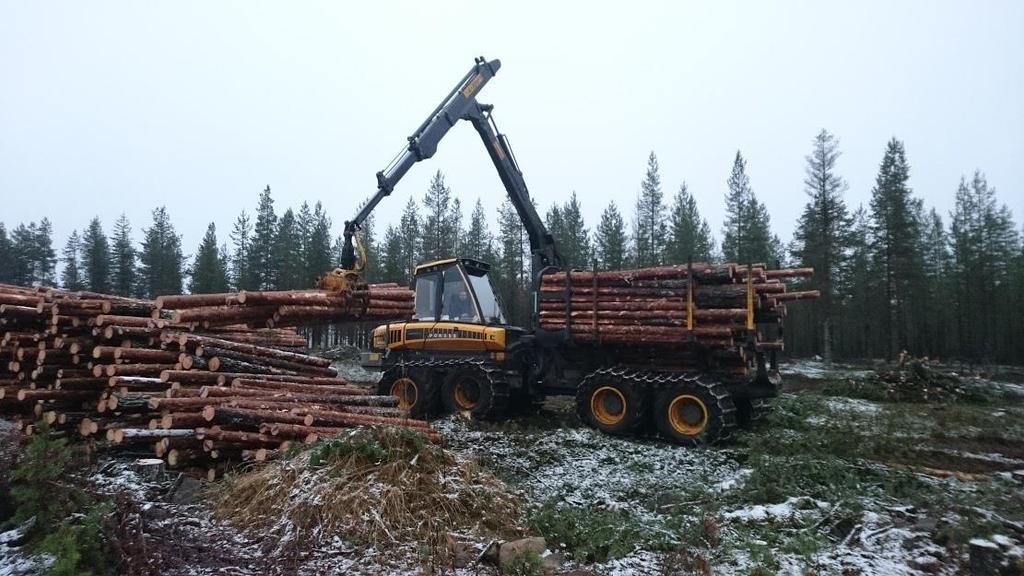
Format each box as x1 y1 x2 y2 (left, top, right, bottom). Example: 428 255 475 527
319 57 781 445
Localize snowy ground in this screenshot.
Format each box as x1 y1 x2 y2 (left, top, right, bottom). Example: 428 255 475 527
2 360 1023 575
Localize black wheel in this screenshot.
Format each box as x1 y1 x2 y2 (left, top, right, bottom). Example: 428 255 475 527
441 366 508 420
378 367 438 418
653 376 735 446
576 369 647 436
734 397 772 428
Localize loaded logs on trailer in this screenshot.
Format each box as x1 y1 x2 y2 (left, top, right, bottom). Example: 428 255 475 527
538 263 817 369
0 282 432 480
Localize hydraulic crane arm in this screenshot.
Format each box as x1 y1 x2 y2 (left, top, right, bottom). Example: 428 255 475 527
328 56 560 290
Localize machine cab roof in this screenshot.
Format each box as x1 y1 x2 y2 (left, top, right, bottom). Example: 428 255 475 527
412 258 505 325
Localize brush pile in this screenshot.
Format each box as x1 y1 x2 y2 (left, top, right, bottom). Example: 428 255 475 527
539 263 817 351
0 282 431 480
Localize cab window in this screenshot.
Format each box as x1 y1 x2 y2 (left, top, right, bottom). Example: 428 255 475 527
469 273 505 324
414 273 440 321
441 267 480 322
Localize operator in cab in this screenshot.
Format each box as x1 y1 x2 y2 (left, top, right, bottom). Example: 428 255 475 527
445 282 478 322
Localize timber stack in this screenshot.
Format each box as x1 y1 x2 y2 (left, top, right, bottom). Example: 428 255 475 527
538 263 817 364
157 282 414 329
0 282 431 480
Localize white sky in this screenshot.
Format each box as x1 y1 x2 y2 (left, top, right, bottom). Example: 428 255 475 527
2 1 1022 258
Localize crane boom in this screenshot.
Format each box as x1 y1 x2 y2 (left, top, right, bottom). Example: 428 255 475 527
330 56 560 288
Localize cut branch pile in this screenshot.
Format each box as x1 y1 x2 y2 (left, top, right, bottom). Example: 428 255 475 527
156 283 414 329
0 282 432 480
539 263 817 358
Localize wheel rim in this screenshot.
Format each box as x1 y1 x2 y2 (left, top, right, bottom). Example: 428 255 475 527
667 394 709 436
453 378 480 410
390 377 418 410
591 386 627 426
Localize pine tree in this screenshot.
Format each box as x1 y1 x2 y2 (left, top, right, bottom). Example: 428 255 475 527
60 230 84 291
868 138 922 359
296 202 313 276
420 171 457 260
665 182 714 264
34 218 57 286
273 209 303 290
722 151 776 264
633 152 666 267
189 223 229 294
110 214 137 297
791 130 852 362
230 211 255 290
463 198 493 262
80 217 110 293
138 206 185 297
360 212 379 282
248 185 277 290
595 201 628 270
835 206 876 358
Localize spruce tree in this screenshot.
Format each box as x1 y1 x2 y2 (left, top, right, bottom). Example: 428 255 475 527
595 201 628 270
559 192 591 269
398 197 421 278
379 225 405 283
665 182 714 264
138 206 185 297
304 202 334 282
868 138 922 359
835 206 876 358
420 171 456 260
60 230 84 291
722 151 776 265
919 208 953 358
273 209 303 290
0 224 13 283
633 152 666 267
189 223 229 294
81 217 110 293
230 211 255 290
249 185 277 290
463 198 493 262
9 224 36 285
791 130 852 362
496 199 528 325
296 202 313 279
950 171 1019 360
110 214 137 297
545 204 565 258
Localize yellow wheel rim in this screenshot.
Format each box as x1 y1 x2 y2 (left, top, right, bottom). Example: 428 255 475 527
390 377 418 410
453 379 479 410
668 394 709 436
591 386 627 426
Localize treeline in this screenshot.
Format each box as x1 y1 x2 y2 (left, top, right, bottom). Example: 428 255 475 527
1 131 1022 362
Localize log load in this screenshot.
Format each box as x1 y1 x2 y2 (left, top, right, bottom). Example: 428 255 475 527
538 263 818 369
0 282 437 478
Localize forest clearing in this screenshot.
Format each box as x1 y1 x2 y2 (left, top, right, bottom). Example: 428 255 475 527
2 357 1023 575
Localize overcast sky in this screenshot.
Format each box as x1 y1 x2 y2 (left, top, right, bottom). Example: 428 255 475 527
2 1 1022 260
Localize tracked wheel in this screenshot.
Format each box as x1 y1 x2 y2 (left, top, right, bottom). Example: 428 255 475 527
378 367 438 418
576 369 647 436
653 375 736 446
441 365 509 421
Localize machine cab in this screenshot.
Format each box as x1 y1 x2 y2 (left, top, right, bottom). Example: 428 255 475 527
412 258 505 325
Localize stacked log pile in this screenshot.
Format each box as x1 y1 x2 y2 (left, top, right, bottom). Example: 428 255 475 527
157 283 414 330
0 282 431 480
538 263 818 354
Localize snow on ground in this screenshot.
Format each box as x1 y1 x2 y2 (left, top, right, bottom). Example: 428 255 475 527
433 415 745 526
783 359 873 380
0 522 52 576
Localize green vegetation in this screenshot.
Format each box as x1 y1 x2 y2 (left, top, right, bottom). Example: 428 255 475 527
529 498 672 563
6 422 111 576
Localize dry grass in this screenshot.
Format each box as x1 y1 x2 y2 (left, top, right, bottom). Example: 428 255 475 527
208 426 524 556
